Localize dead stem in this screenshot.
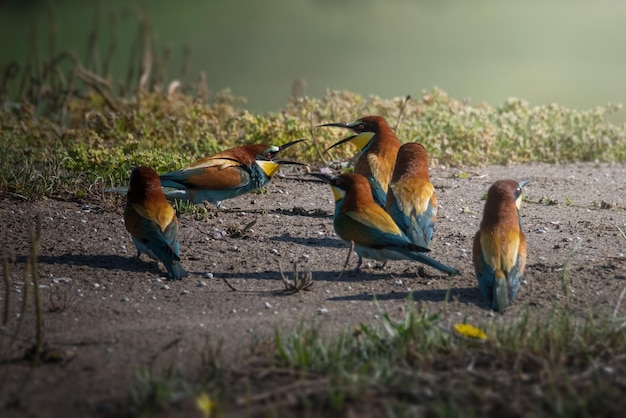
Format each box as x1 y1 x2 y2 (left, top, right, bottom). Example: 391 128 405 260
394 94 411 131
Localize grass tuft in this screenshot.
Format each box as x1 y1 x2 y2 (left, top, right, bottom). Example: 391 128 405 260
279 261 313 293
128 299 626 416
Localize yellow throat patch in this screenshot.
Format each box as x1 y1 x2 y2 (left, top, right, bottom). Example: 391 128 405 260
350 132 375 151
256 160 280 177
330 186 346 202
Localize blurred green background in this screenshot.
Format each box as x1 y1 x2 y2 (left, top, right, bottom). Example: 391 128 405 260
1 0 625 119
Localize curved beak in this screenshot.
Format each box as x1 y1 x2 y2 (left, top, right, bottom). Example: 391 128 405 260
519 180 531 189
324 134 359 152
318 122 351 129
308 172 333 184
273 160 308 166
278 138 306 151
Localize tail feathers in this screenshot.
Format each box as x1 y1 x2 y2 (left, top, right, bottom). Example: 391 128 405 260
493 275 510 312
401 249 459 275
165 260 189 280
156 246 189 280
406 226 429 249
406 242 430 253
147 241 188 280
161 188 191 202
159 177 187 189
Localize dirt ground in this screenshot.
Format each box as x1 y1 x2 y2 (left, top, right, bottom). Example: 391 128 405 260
1 162 625 417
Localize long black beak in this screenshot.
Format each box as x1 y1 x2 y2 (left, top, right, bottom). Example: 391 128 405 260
273 160 309 166
319 122 360 153
318 122 350 129
308 172 333 183
278 138 306 151
324 134 358 152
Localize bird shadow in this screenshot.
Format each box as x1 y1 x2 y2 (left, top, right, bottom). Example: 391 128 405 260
213 266 421 284
269 233 344 249
327 287 485 308
270 207 331 219
213 207 331 219
16 254 163 275
213 267 459 287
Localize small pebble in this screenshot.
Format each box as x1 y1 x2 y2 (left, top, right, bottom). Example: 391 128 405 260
180 290 190 295
318 307 328 315
264 302 272 309
161 284 170 290
197 281 207 287
203 272 214 279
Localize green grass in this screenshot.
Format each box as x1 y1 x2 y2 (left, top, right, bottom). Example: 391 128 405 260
2 87 626 201
130 300 626 417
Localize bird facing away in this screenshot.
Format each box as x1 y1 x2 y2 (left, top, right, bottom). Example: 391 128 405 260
124 166 188 280
473 179 530 312
159 139 305 206
321 116 401 207
310 172 459 276
386 142 437 249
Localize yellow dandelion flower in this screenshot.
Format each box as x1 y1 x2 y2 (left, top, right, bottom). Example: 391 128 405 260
454 323 487 340
195 392 215 418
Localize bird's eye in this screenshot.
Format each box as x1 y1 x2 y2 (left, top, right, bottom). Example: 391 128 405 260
358 124 365 130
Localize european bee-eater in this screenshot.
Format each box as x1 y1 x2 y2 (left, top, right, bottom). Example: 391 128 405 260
311 172 459 276
321 116 401 207
159 139 305 206
473 179 530 312
124 166 188 280
386 142 436 249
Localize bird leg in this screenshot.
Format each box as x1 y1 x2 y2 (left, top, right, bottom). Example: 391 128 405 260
354 254 363 275
337 241 355 278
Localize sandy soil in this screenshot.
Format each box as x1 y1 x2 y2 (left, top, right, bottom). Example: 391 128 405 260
1 162 625 417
